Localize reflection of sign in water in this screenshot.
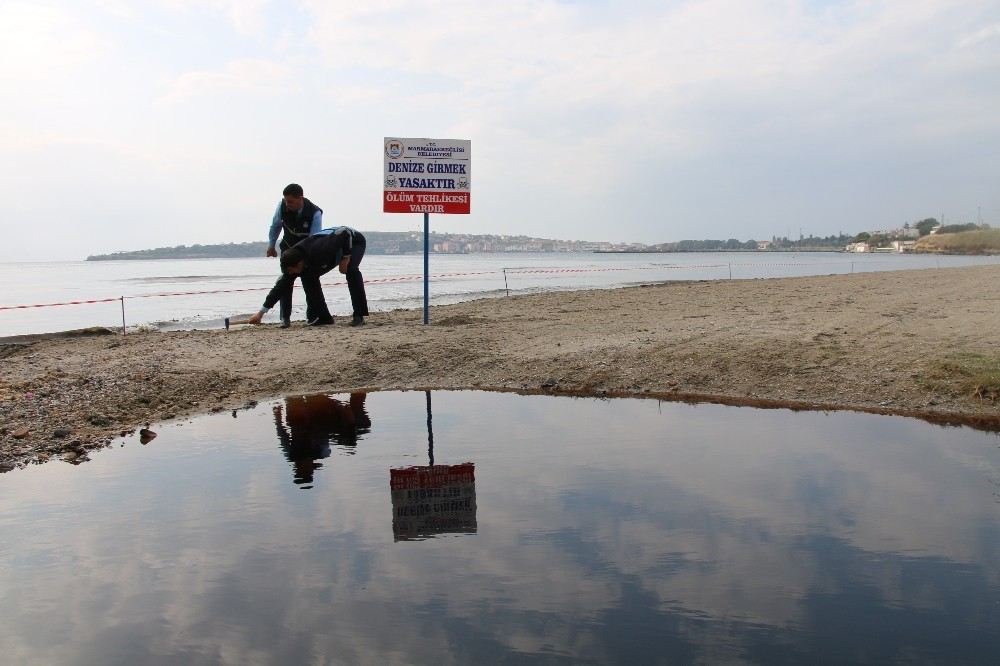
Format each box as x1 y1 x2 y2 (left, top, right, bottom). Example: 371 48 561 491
390 463 477 541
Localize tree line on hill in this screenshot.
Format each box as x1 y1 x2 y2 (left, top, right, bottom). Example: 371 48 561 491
87 232 431 260
647 234 853 252
85 218 995 260
851 218 992 247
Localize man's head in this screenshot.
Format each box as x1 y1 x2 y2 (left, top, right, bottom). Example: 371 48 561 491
282 183 305 212
280 246 307 275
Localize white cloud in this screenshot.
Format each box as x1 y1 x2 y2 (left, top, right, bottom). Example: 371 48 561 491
298 0 1000 150
288 0 999 234
957 22 1000 48
159 58 299 103
156 0 272 37
0 2 107 86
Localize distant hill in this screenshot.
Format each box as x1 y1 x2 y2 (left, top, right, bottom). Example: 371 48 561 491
86 232 631 260
914 229 1000 254
86 233 423 261
81 222 998 260
87 241 269 261
84 231 864 261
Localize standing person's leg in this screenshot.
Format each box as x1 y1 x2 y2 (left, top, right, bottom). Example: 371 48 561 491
271 272 295 327
300 273 333 325
278 241 293 326
345 241 369 325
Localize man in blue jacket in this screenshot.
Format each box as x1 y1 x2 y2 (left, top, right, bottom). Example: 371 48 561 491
248 227 369 327
265 183 322 328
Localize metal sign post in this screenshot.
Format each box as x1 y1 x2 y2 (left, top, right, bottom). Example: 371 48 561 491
424 213 431 324
383 137 471 325
424 212 430 324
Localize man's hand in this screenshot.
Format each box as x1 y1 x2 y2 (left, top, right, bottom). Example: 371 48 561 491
339 256 351 274
248 311 264 325
266 247 278 258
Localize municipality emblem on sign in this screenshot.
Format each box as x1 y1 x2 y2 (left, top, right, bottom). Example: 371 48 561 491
385 139 404 159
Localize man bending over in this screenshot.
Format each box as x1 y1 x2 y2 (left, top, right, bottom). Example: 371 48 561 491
248 227 369 327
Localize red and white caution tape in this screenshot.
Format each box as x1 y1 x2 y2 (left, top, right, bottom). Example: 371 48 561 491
0 296 123 311
0 270 500 310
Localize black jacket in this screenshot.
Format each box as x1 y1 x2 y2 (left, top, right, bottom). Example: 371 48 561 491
262 229 365 310
294 228 365 277
279 198 322 247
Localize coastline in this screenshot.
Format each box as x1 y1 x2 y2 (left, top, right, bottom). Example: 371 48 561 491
2 265 999 470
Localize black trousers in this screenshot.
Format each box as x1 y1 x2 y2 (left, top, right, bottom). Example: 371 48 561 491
344 240 369 317
277 239 296 321
301 240 369 322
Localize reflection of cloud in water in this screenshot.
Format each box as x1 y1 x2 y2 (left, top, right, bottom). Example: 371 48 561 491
500 399 1000 629
0 392 998 662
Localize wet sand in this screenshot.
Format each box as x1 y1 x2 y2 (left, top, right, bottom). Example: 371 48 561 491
2 265 999 469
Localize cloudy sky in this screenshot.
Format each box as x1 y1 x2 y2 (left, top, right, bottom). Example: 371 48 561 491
1 0 998 261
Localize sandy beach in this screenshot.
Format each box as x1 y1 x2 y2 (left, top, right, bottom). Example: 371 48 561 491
2 264 999 470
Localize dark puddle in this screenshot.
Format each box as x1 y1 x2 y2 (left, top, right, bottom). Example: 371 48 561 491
1 391 999 663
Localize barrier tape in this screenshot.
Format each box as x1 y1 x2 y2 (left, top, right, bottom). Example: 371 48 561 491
507 267 634 274
2 258 985 312
0 297 124 311
0 270 499 311
504 264 727 273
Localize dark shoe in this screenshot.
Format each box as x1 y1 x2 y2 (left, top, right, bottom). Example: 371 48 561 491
350 315 365 327
279 318 291 329
307 317 334 326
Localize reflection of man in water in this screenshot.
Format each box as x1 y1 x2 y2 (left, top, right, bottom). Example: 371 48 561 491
272 393 372 487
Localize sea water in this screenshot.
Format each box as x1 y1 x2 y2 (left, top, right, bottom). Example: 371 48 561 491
1 391 998 663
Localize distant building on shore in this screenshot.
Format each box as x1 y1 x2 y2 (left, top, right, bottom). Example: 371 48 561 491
868 227 920 239
845 240 916 253
890 240 917 253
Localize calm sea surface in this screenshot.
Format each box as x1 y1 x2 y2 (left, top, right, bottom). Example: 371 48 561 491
1 391 998 663
2 252 999 337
